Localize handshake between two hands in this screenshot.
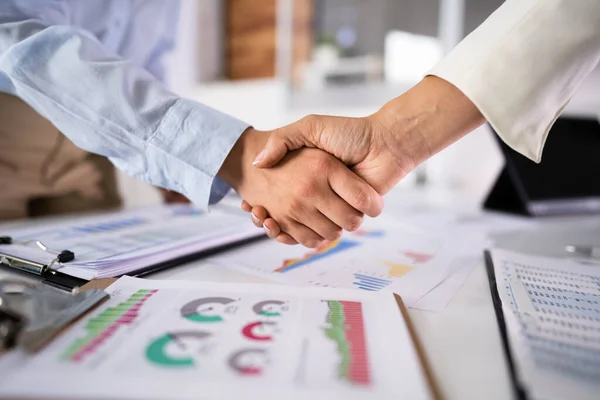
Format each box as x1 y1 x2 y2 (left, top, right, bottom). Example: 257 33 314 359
218 76 484 248
231 113 414 248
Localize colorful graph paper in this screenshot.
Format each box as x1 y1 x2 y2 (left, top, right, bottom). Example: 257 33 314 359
352 273 392 291
275 240 359 273
62 289 157 362
323 300 371 385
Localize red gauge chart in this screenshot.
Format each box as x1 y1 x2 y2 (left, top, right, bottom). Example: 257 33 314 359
228 348 268 376
241 321 276 341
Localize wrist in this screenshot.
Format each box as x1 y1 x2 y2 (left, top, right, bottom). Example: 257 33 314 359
217 127 267 193
370 75 485 166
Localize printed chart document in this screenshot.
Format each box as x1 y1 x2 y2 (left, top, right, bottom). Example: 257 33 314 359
209 219 470 308
0 205 263 280
0 276 436 400
488 249 600 400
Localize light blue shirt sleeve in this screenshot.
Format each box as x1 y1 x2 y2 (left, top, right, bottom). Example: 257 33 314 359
0 12 249 208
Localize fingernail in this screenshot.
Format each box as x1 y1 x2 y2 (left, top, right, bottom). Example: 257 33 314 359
251 213 260 224
252 150 265 165
263 223 271 233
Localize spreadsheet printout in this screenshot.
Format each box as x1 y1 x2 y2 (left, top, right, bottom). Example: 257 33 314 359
490 249 600 400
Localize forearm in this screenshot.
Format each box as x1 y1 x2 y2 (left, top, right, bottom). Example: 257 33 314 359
428 0 600 162
0 17 248 208
370 76 485 169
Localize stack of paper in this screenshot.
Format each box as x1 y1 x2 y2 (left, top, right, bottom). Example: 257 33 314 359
0 205 263 280
0 276 436 400
489 249 600 400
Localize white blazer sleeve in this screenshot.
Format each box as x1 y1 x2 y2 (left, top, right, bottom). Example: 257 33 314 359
428 0 600 162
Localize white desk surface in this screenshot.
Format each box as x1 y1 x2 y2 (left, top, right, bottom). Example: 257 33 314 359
2 185 599 400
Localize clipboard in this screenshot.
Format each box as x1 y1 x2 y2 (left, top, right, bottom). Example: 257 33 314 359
0 234 265 291
484 249 528 400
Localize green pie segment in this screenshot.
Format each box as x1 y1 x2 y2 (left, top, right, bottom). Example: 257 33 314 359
146 331 212 367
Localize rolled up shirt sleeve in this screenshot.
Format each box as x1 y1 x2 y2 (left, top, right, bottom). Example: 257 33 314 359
0 15 248 208
428 0 600 162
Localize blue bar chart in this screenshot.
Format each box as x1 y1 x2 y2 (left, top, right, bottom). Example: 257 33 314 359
352 273 391 291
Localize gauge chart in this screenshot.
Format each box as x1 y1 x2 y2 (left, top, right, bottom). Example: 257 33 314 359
228 348 268 376
180 297 236 323
252 300 286 317
241 321 277 341
146 330 213 367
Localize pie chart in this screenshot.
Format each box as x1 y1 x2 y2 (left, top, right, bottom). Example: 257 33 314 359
180 297 236 323
146 330 212 367
228 348 268 376
241 321 276 341
252 300 286 317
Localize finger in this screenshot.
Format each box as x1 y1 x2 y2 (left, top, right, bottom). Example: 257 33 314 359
241 200 252 212
328 164 384 217
294 209 342 242
253 116 319 168
280 219 326 248
317 192 364 232
276 233 298 245
262 218 281 238
250 206 269 228
250 207 268 228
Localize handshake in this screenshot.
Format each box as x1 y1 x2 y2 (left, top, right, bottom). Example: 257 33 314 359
217 76 484 247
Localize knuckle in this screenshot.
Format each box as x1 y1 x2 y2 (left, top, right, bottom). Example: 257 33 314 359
295 181 317 198
301 114 318 126
345 213 364 232
304 239 321 249
352 189 371 212
326 227 343 241
287 202 306 222
309 155 330 174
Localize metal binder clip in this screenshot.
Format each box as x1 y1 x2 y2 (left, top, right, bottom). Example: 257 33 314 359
0 236 75 275
0 279 108 353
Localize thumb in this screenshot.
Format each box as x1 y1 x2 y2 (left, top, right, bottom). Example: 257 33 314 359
252 133 292 168
253 118 319 168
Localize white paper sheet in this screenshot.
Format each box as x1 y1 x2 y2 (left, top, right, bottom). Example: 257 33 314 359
0 277 434 400
209 219 468 308
490 249 600 400
1 205 263 279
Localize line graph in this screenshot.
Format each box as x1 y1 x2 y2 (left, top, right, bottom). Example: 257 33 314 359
275 240 359 273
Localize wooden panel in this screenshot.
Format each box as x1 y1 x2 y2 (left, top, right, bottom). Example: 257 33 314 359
292 0 314 83
226 0 277 80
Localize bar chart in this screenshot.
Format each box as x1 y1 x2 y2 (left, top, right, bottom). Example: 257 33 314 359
323 300 372 385
352 273 392 291
62 289 157 362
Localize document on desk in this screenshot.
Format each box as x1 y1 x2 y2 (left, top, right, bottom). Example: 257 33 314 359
488 249 600 400
0 276 436 400
209 219 470 308
0 204 263 280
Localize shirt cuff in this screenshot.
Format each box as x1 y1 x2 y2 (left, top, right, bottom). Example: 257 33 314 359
145 98 250 208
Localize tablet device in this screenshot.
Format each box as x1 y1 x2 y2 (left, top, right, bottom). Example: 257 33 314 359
485 116 600 216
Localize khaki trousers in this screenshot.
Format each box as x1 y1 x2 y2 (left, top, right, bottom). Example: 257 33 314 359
0 93 121 220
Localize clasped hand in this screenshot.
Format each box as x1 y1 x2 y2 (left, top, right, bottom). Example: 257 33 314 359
237 112 414 246
234 76 484 246
217 127 385 248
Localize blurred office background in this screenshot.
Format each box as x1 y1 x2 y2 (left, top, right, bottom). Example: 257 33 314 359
119 0 600 207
